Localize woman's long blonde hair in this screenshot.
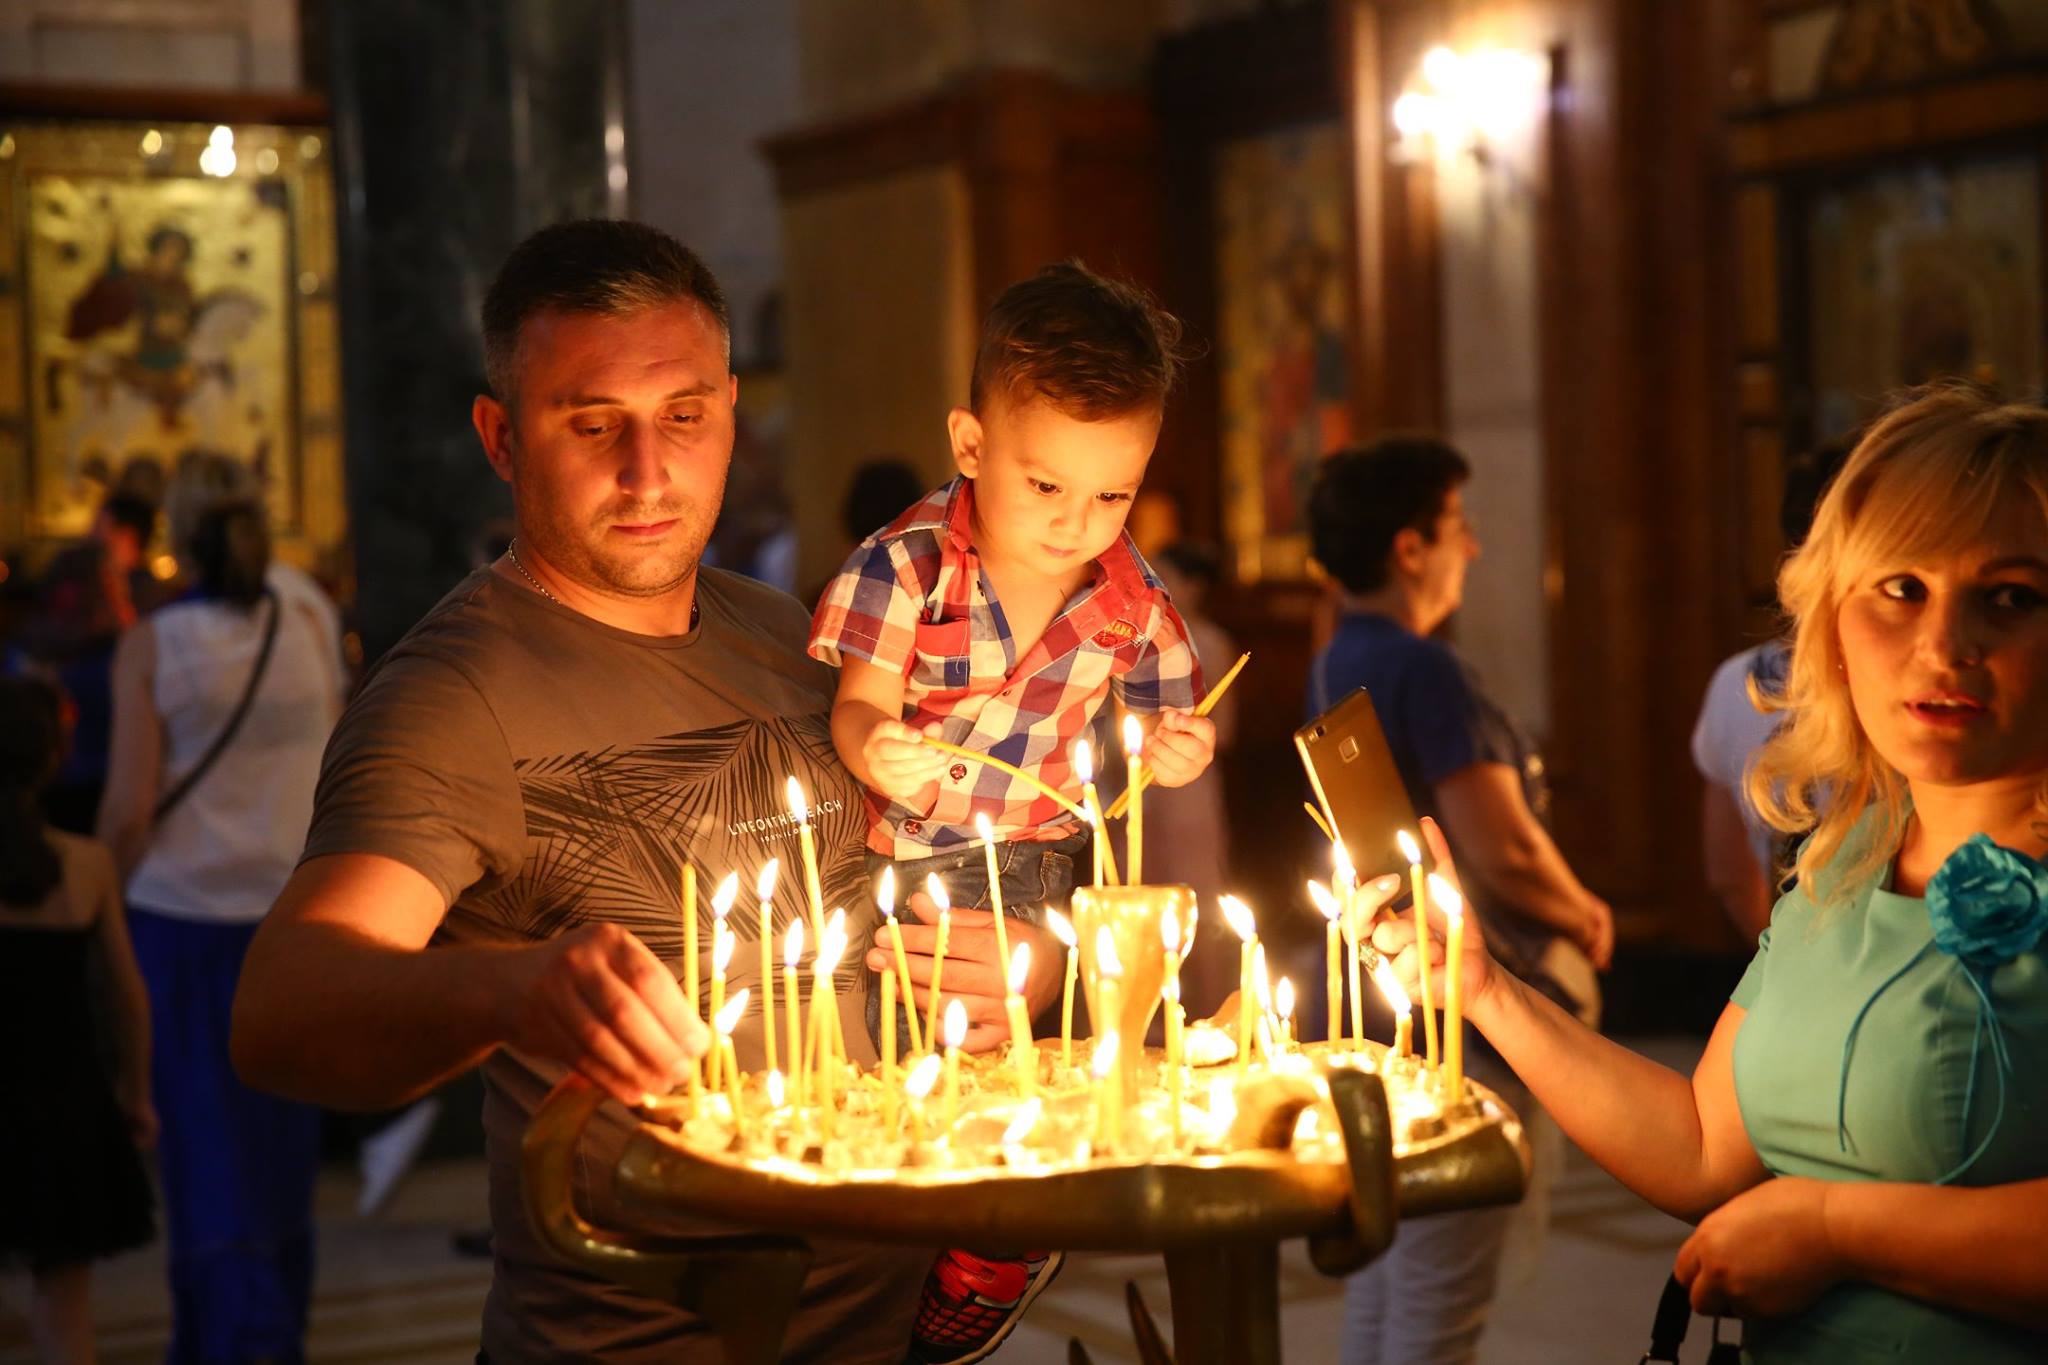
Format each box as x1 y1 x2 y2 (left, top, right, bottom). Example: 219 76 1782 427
1748 384 2048 901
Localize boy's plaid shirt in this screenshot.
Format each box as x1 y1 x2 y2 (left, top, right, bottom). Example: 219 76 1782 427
809 477 1204 859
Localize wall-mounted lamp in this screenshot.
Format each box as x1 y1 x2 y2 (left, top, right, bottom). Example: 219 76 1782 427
1389 44 1549 168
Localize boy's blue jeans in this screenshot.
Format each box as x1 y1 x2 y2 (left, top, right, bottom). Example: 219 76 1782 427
863 826 1090 1048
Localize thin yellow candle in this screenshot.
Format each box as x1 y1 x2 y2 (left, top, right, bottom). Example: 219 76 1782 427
1163 974 1185 1149
1094 927 1124 1150
811 914 847 1112
785 776 827 943
904 1052 941 1144
974 812 1013 983
922 874 952 1055
1220 895 1258 1079
1102 649 1250 820
880 956 898 1131
1093 1028 1122 1151
1047 907 1079 1069
875 867 924 1056
1160 906 1183 1070
1334 846 1364 1048
1121 714 1144 885
942 999 967 1135
823 908 849 1069
1372 957 1414 1059
1276 976 1296 1052
766 1067 785 1112
708 908 735 1091
1431 872 1466 1103
782 919 806 1108
1005 942 1036 1097
715 988 750 1143
1073 740 1119 886
756 859 780 1074
1252 945 1276 1063
1397 830 1439 1070
1308 880 1343 1046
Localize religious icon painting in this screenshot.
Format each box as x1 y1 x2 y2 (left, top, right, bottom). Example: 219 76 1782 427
0 118 344 564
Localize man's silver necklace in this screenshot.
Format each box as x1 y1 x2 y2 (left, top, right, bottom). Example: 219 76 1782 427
506 539 562 605
506 538 699 629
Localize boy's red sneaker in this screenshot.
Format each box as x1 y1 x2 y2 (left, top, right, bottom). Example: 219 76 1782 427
905 1248 1064 1363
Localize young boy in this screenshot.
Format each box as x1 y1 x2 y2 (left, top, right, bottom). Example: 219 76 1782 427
807 261 1216 1364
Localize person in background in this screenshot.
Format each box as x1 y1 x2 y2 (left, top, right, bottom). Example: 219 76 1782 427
805 458 927 608
0 678 156 1365
1382 383 2048 1363
1692 438 1853 940
98 493 343 1364
1306 436 1611 1365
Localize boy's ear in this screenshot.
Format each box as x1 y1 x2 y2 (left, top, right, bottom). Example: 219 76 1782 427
947 407 984 478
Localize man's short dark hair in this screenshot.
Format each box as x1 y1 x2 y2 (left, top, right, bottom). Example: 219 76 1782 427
99 492 156 545
1307 436 1471 594
481 219 730 404
970 261 1188 420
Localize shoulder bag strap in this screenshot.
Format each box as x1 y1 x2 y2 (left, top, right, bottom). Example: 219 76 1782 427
152 587 281 822
1637 1274 1693 1363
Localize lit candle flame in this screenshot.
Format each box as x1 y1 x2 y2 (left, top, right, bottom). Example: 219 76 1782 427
1371 958 1412 1014
1073 738 1094 784
944 999 968 1049
767 1069 786 1108
1095 925 1123 979
1161 906 1181 951
755 858 779 902
1092 1030 1120 1077
1179 912 1197 958
1427 872 1463 923
785 775 808 822
876 864 896 917
1008 941 1032 996
925 873 950 915
1220 894 1257 944
713 924 735 973
1121 712 1143 758
715 987 750 1035
1046 906 1077 949
1002 1097 1043 1144
905 1052 943 1099
816 917 847 975
1306 879 1341 921
711 872 739 919
1276 976 1296 1022
783 917 804 970
1396 828 1422 867
974 811 995 844
1333 842 1357 890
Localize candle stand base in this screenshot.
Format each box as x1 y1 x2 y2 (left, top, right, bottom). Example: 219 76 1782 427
523 1045 1525 1363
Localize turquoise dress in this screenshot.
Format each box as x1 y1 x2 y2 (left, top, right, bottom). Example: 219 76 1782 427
1730 819 2047 1363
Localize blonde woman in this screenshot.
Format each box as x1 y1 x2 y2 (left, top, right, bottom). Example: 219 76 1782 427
1379 385 2048 1362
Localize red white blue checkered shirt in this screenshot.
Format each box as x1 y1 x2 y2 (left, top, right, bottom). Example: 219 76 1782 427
810 477 1205 859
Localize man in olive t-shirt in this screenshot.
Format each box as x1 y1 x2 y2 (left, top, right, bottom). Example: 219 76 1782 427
231 221 924 1361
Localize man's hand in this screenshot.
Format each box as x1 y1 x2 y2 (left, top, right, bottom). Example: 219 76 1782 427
1575 894 1616 971
1675 1177 1844 1318
502 921 708 1105
860 718 946 807
1146 709 1216 788
866 887 1061 1053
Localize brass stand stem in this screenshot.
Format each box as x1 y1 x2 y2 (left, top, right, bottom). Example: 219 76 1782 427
1163 1241 1283 1365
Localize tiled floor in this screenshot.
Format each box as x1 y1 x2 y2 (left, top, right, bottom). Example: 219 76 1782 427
1 1038 1704 1363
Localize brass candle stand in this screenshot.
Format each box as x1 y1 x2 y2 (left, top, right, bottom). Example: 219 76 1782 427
523 1034 1527 1363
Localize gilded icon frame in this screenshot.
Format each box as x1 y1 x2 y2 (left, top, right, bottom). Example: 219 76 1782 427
0 117 343 568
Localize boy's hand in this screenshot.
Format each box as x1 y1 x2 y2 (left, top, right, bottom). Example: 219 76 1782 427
1145 709 1216 788
862 719 946 807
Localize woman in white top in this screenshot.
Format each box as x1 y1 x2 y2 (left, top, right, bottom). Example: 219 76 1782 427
98 493 342 1364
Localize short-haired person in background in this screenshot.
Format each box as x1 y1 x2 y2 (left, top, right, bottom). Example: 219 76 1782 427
232 220 928 1363
1381 385 2048 1362
1691 437 1853 940
98 493 344 1363
1305 436 1612 1365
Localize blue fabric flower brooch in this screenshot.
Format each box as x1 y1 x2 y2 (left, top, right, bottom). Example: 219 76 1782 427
1840 834 2047 1183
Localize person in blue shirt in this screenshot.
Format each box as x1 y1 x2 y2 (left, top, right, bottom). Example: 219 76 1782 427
1379 384 2048 1362
1306 436 1611 1365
